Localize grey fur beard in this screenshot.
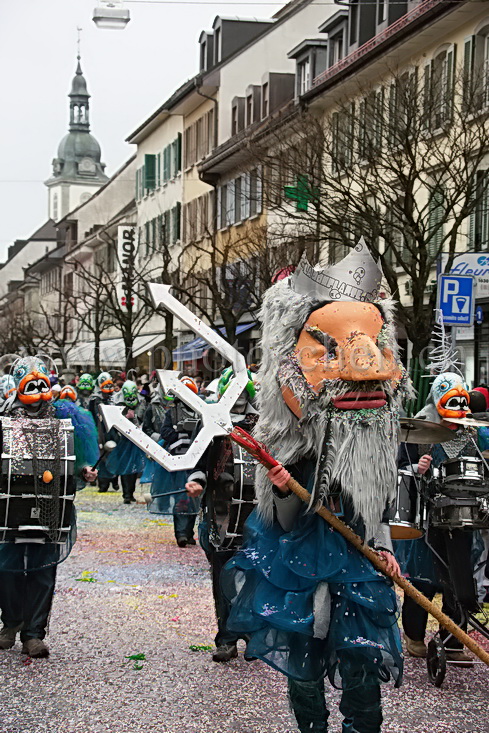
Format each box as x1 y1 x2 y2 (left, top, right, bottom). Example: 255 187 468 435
253 279 414 540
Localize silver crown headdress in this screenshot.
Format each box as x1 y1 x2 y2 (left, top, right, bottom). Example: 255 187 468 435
291 237 382 303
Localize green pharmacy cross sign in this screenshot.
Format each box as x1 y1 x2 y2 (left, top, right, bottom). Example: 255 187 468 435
284 175 319 212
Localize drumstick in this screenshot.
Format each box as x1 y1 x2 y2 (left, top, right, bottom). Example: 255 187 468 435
230 426 489 668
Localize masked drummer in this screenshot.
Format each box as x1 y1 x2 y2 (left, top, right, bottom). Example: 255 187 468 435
185 367 257 663
396 371 476 666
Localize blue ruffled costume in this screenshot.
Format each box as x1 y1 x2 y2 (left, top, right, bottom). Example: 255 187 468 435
223 509 402 688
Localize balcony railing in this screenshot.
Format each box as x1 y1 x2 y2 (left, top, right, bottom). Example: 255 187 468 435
312 0 449 88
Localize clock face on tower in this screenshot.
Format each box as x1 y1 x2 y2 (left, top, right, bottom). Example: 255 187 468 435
79 157 96 173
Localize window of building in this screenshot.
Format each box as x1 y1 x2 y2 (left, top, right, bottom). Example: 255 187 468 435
200 40 207 71
377 0 387 25
298 58 311 96
262 82 269 118
232 105 239 136
331 33 343 65
349 0 359 45
215 27 221 63
246 95 253 126
463 28 489 112
184 109 214 168
53 193 58 220
424 47 455 130
427 186 445 258
217 169 262 229
469 170 489 250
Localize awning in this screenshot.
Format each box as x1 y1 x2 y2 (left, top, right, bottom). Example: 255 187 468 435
67 333 164 366
173 323 255 362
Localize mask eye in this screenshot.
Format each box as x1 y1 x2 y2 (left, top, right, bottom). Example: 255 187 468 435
14 367 26 381
39 364 49 375
440 383 448 391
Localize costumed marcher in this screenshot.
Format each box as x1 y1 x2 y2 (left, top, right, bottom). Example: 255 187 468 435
467 390 489 604
0 357 98 657
150 377 200 546
58 385 77 402
89 372 119 493
185 366 258 662
76 373 95 410
0 375 16 408
218 242 412 733
105 380 145 504
396 354 477 666
142 386 171 439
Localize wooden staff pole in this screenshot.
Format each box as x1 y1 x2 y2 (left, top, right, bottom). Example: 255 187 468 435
230 428 489 668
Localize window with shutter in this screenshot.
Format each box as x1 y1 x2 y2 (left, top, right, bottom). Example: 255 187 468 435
427 186 444 259
470 170 489 251
463 36 475 112
164 211 171 247
176 133 182 173
422 63 432 130
144 154 156 191
226 181 236 226
242 173 251 220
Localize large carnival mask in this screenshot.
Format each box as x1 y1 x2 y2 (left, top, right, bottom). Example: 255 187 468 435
121 380 139 408
97 372 115 395
431 372 469 420
78 373 94 394
0 375 16 400
12 357 52 405
282 241 406 417
59 385 77 402
218 366 256 412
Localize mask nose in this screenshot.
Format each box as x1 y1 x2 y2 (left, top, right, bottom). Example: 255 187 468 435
338 335 399 382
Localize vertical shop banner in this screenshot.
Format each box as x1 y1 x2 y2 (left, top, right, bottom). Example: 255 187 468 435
117 225 138 310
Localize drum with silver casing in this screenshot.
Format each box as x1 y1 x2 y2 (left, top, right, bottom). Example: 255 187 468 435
389 468 426 540
429 494 489 529
439 456 488 496
207 437 257 551
0 416 76 544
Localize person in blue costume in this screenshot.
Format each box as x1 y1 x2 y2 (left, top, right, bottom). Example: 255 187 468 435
76 372 95 410
150 376 200 547
89 371 119 493
396 370 478 667
105 380 145 504
0 356 98 658
221 243 413 733
185 366 258 662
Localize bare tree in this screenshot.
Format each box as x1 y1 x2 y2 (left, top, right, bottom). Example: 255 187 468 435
244 64 489 367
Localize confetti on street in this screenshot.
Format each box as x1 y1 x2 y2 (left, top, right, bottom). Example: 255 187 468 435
0 487 487 733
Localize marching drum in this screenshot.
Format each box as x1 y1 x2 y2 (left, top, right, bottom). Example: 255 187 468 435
208 437 257 551
0 416 76 545
439 456 488 496
389 469 426 540
429 494 489 530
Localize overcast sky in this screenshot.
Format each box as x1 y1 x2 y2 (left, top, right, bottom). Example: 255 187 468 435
0 0 278 258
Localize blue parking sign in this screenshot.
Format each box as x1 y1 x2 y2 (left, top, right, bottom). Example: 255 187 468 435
437 274 474 326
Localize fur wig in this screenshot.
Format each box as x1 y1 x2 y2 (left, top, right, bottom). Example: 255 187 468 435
254 280 413 538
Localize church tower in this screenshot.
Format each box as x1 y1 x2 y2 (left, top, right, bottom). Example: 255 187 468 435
45 55 108 222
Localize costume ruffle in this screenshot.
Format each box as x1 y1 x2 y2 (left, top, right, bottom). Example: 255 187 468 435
105 438 145 477
222 510 403 688
148 462 200 516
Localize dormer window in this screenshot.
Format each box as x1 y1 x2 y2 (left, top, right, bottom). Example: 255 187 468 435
298 58 311 95
377 0 387 25
331 33 343 65
215 27 221 64
262 82 269 118
200 40 207 71
246 95 253 126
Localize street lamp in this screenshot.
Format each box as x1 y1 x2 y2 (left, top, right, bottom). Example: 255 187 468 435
93 0 130 30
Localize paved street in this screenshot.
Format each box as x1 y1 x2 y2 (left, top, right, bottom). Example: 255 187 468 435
0 487 487 733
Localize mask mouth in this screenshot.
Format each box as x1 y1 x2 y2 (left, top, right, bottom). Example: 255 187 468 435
333 390 387 410
18 373 52 403
443 395 468 411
